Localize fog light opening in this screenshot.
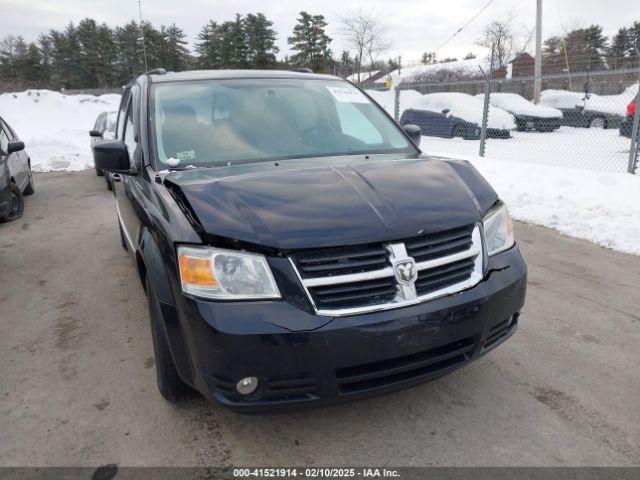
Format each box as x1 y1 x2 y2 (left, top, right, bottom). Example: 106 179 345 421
236 376 259 395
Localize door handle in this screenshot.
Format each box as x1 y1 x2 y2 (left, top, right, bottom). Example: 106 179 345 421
111 173 121 182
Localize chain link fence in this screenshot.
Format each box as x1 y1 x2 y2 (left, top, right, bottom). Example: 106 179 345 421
376 69 640 174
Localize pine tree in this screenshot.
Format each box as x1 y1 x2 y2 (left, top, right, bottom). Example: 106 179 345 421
37 34 53 86
77 18 101 88
162 24 189 71
227 14 249 68
244 13 279 69
287 11 333 72
115 21 144 84
609 28 632 69
22 43 45 87
195 20 223 68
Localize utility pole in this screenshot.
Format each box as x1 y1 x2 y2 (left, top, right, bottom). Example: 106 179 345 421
533 0 543 103
138 0 148 72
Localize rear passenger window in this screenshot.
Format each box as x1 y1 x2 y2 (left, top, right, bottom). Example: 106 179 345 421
123 102 136 163
117 89 131 139
0 125 9 155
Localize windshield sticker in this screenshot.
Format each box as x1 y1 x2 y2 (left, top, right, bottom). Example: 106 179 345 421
326 86 369 104
177 150 196 161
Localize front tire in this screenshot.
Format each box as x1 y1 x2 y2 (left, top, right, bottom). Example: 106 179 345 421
589 116 606 129
23 164 35 196
2 183 24 222
146 274 191 403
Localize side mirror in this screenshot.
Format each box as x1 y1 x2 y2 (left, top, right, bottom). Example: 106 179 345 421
89 130 103 137
7 141 25 154
94 140 133 173
402 124 422 147
442 108 451 115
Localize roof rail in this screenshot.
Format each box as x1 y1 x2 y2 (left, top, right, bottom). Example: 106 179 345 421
145 68 167 75
291 68 313 74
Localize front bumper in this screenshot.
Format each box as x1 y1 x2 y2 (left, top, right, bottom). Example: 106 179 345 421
162 247 527 413
619 117 634 138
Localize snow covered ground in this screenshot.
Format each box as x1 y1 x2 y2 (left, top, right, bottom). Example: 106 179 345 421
0 90 121 172
422 127 632 172
426 148 640 256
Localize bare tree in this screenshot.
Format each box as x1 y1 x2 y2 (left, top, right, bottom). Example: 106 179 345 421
476 16 533 69
339 9 390 83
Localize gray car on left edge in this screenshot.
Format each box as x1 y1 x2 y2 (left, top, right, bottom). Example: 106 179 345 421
0 116 34 222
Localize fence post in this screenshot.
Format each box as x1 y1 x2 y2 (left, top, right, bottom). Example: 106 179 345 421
478 46 495 157
628 83 640 174
394 87 400 122
479 67 491 157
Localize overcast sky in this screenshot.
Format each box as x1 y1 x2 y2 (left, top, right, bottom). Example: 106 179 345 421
0 0 634 64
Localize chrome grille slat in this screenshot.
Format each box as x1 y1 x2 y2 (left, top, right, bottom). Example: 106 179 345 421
289 225 483 317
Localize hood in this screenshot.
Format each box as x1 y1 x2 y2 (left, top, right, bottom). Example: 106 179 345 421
165 157 498 250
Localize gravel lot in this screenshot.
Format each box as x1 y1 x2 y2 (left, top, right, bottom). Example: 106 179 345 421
1 171 639 467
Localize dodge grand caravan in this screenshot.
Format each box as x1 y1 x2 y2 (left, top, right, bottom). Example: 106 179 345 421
95 69 527 412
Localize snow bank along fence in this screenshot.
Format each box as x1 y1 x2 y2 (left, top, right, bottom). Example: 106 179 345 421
391 69 640 175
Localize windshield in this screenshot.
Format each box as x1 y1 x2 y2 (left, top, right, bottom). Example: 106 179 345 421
150 78 416 168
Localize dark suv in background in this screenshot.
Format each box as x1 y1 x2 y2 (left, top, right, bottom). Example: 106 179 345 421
95 69 527 412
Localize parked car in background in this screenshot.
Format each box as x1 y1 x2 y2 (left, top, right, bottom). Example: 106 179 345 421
486 93 562 132
619 96 637 138
0 116 34 222
400 92 515 140
540 90 624 129
90 111 117 190
94 69 526 412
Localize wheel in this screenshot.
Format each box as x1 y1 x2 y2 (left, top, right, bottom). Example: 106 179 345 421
146 274 192 403
23 164 34 195
589 116 606 129
95 166 104 176
2 183 24 222
452 124 467 139
105 174 113 191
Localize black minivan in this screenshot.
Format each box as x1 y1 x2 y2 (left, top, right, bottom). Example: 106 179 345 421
95 69 527 412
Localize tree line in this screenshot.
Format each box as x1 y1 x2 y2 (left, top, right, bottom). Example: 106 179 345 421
0 11 339 91
418 21 640 73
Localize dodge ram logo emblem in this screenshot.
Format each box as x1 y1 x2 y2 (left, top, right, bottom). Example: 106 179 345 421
394 259 417 285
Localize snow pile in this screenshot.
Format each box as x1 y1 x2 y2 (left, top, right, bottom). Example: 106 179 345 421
365 89 423 116
387 58 487 85
0 89 121 172
408 92 516 130
541 84 638 116
487 93 562 118
425 150 640 255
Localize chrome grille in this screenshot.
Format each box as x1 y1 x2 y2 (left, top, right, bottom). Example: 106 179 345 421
294 243 389 278
290 224 484 316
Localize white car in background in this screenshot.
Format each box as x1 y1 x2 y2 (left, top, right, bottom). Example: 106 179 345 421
89 111 117 190
485 93 563 132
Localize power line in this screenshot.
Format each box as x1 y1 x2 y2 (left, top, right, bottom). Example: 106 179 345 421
434 0 498 53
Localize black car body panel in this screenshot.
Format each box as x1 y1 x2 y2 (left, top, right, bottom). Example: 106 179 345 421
558 108 622 129
619 116 634 138
400 108 511 140
166 157 496 250
514 114 561 132
102 70 527 411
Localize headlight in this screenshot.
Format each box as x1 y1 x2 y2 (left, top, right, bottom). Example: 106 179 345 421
483 203 515 256
177 246 280 300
